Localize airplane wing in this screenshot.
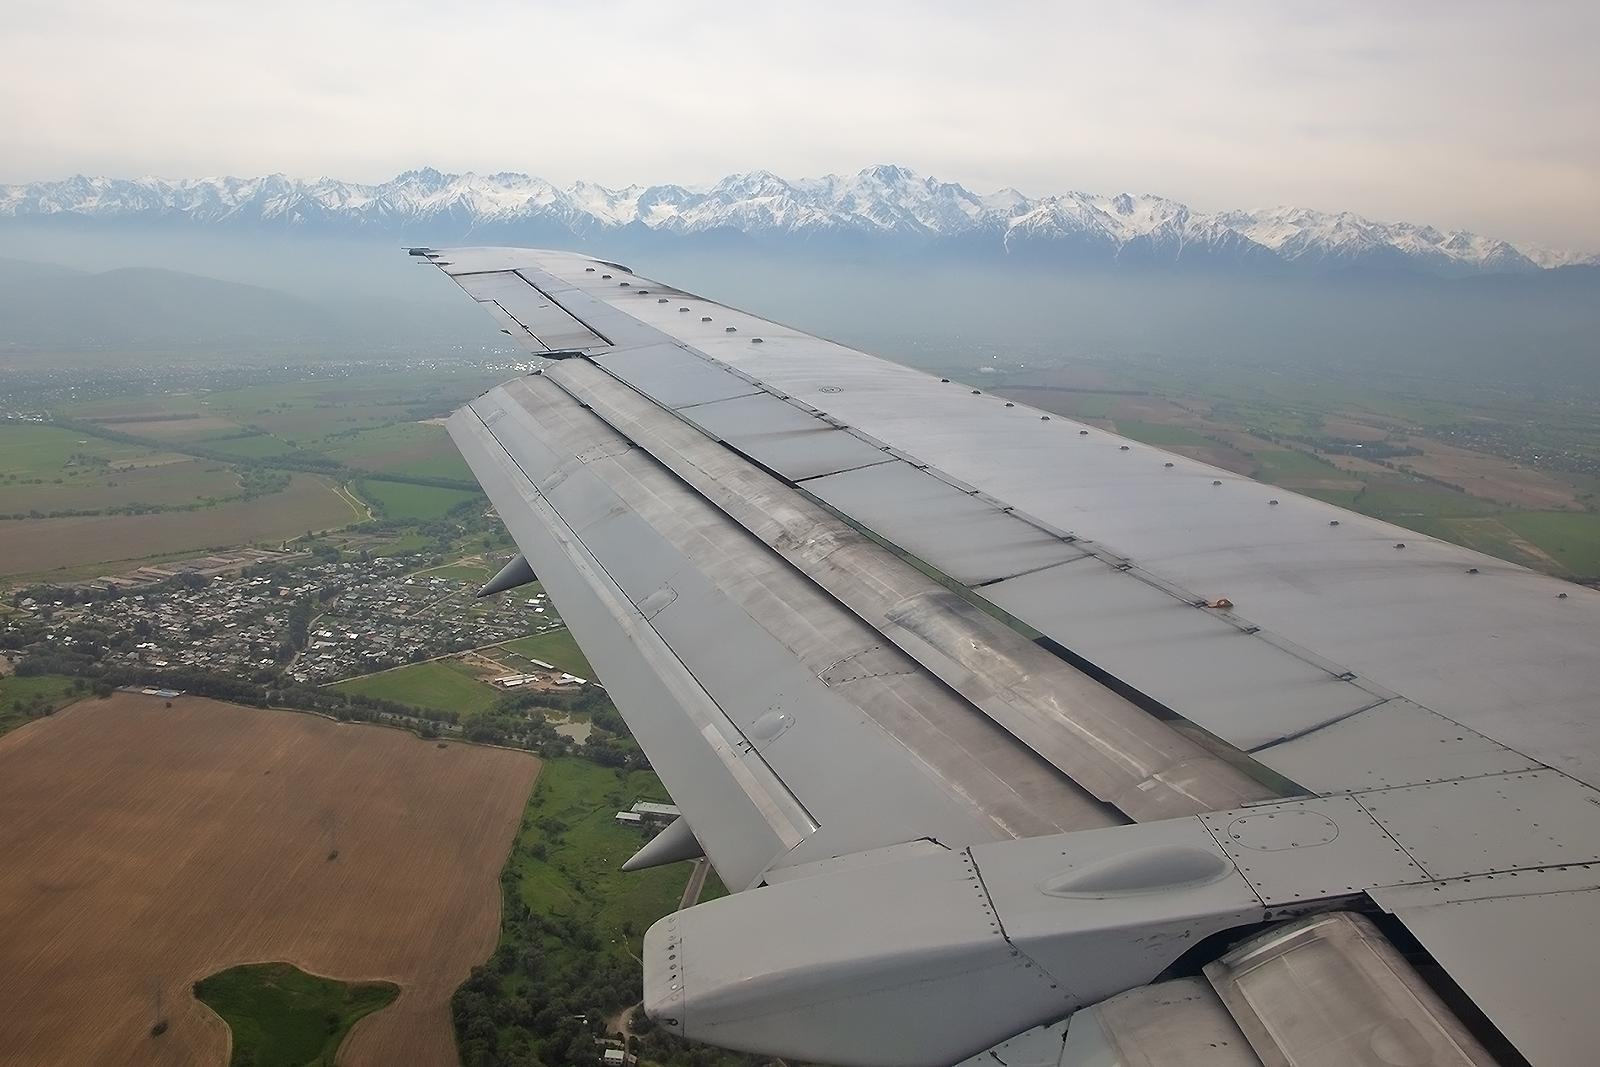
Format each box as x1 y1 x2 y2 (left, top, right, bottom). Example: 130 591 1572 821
427 246 1600 1067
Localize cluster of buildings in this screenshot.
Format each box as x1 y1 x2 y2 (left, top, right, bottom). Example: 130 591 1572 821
19 551 562 685
291 564 561 683
613 801 681 829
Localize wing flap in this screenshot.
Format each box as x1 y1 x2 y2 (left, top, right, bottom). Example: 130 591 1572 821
1376 868 1600 1067
544 356 1276 819
449 403 805 889
452 374 1123 887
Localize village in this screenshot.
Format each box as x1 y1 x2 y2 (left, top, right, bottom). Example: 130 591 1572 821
7 546 568 687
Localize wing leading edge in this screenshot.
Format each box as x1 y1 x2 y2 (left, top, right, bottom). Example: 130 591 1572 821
432 247 1600 1067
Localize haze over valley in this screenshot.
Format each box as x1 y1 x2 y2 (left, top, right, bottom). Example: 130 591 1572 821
3 166 1598 397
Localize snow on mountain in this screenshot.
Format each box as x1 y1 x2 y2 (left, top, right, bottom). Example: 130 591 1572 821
1515 244 1600 269
1221 207 1539 274
0 166 1588 275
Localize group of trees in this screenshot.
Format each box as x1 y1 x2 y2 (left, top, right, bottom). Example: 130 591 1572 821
452 907 642 1067
450 749 762 1067
487 687 648 769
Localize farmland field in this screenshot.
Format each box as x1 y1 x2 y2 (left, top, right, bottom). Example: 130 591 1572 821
0 422 156 474
192 432 299 459
194 962 398 1067
1499 511 1600 576
0 692 539 1067
0 474 359 576
321 421 476 481
361 480 481 521
0 673 83 737
334 658 503 718
1 457 243 514
501 630 594 678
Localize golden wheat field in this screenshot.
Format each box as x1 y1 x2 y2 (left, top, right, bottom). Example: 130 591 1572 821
0 692 539 1067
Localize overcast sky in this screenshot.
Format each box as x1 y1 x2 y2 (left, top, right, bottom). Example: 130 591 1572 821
5 0 1598 249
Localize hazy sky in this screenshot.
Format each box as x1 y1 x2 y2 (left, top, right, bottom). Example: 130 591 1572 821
6 0 1598 248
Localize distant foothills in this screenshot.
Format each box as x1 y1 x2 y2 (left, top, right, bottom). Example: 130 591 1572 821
3 165 1595 278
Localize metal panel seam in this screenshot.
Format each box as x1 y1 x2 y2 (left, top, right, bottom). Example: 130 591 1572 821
1195 816 1272 911
512 269 615 345
1351 792 1435 880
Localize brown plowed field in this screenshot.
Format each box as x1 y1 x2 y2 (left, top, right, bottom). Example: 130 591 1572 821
0 692 539 1067
0 474 360 576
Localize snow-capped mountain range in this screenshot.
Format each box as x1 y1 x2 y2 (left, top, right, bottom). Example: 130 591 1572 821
2 165 1592 276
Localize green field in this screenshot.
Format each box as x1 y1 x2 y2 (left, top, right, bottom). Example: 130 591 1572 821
514 758 720 926
198 373 503 446
425 561 493 583
0 673 84 737
999 388 1118 418
1249 448 1343 483
0 457 243 515
0 423 155 478
373 529 434 557
61 394 204 419
361 481 480 521
317 421 460 469
0 369 495 579
1110 420 1214 447
193 433 299 459
502 630 594 678
334 658 501 717
1501 511 1600 577
453 756 731 1065
381 451 476 481
192 962 398 1067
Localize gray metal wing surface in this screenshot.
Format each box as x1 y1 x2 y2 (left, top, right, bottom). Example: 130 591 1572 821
428 247 1600 1067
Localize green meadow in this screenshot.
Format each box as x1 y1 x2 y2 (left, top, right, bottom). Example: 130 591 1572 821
360 481 480 521
333 658 501 718
192 962 398 1067
502 631 594 678
0 673 85 737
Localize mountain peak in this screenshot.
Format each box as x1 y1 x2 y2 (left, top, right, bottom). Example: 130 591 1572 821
0 167 1587 275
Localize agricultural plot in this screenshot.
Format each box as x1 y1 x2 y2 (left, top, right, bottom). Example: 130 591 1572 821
194 963 398 1067
424 559 494 583
454 756 732 1067
191 432 300 459
109 415 243 439
0 673 83 737
379 452 477 482
0 475 359 576
0 457 243 514
198 373 501 445
361 480 481 521
502 631 595 679
0 422 156 475
1108 419 1215 448
320 421 459 465
61 395 205 420
0 692 539 1067
335 658 503 719
512 758 702 930
1499 512 1600 576
1247 447 1347 485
